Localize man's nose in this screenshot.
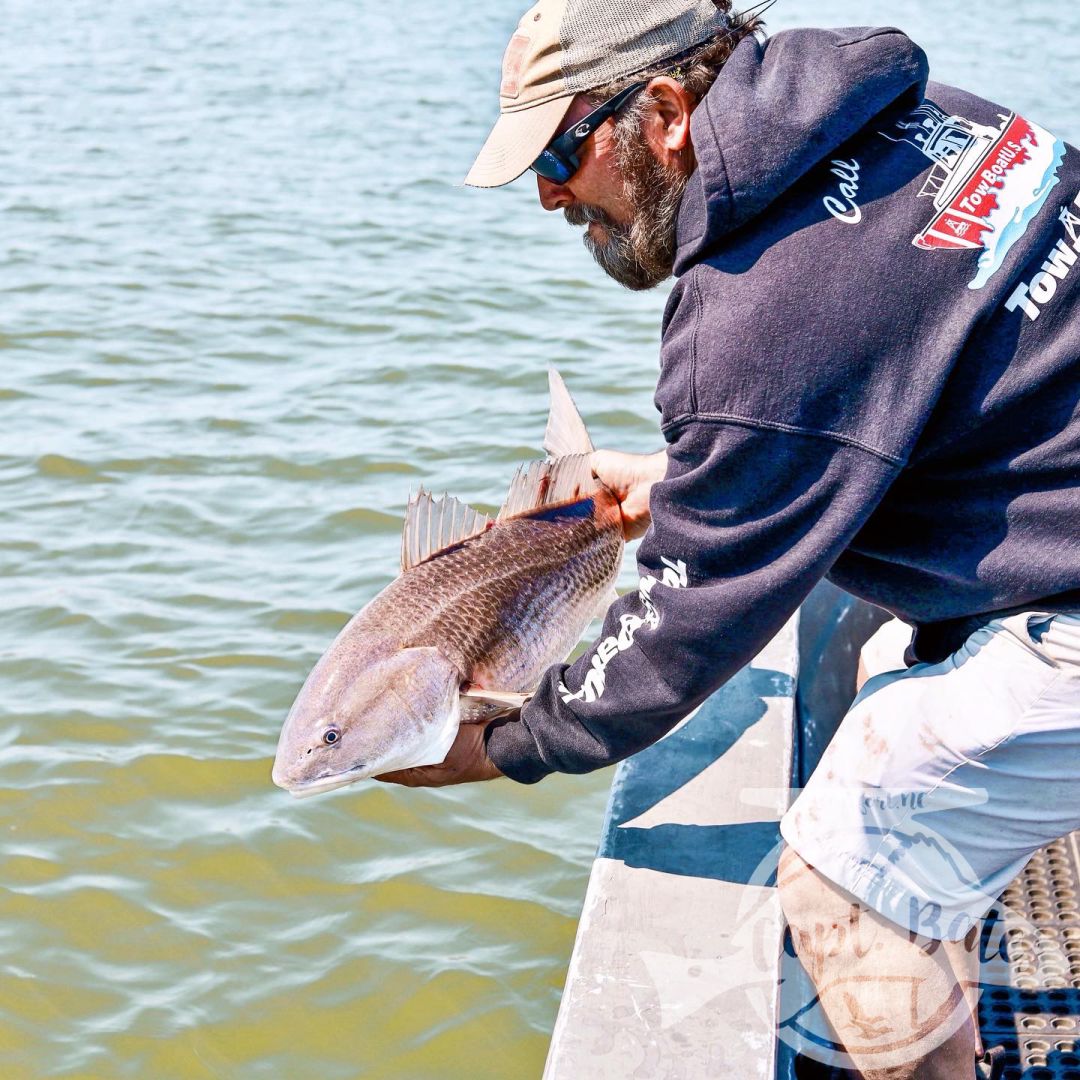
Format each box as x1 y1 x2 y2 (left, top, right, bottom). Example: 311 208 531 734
537 174 574 212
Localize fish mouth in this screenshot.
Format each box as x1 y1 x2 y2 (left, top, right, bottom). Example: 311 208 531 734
275 767 369 799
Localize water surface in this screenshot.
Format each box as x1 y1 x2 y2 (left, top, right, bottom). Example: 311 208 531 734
1 1 1077 1076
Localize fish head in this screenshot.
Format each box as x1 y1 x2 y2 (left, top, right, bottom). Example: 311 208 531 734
272 645 462 798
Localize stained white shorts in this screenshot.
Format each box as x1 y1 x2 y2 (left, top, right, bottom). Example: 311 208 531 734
780 611 1080 941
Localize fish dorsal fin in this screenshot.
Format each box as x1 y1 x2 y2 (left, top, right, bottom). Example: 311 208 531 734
400 488 492 572
497 453 597 522
543 367 594 460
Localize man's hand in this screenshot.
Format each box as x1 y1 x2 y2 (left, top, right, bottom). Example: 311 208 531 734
373 719 505 787
590 448 668 541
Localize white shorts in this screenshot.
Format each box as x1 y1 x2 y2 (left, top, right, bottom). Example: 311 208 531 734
780 611 1080 941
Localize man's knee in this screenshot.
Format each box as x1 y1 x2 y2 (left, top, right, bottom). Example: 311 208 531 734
777 845 844 932
777 844 875 985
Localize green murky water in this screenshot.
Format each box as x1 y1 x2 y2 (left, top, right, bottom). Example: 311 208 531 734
1 1 1076 1077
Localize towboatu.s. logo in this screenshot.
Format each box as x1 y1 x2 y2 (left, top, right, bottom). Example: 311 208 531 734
881 102 1067 289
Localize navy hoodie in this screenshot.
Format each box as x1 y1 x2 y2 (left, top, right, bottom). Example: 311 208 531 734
484 27 1080 784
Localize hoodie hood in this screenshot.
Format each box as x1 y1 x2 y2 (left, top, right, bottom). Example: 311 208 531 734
674 26 929 273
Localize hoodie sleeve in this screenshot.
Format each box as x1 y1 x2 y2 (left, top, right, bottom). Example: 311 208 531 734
483 416 902 784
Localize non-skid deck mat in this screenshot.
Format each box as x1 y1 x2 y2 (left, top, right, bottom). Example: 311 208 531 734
979 831 1080 1080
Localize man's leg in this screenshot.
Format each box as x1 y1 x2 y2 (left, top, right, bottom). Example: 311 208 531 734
780 611 1080 1076
941 934 983 1060
782 618 980 1077
849 618 985 1063
778 846 978 1079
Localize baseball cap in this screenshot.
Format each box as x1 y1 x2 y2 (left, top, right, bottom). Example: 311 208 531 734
465 0 731 188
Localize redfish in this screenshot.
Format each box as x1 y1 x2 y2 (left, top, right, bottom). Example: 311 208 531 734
271 370 623 797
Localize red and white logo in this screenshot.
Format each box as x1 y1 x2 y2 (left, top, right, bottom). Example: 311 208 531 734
881 103 1067 290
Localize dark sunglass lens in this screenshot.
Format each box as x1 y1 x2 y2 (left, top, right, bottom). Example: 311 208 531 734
531 149 574 185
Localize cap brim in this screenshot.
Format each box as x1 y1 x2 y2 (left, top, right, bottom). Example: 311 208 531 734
464 96 574 188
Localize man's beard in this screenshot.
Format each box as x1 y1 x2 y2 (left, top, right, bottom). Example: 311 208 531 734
564 126 690 291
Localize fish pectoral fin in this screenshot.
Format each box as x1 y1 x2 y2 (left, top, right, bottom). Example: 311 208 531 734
400 488 493 572
543 367 594 459
461 688 531 706
459 688 532 724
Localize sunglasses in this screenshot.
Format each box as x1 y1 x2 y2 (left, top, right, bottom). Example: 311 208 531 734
530 81 648 185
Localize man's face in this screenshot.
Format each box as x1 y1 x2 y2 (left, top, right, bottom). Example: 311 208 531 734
536 92 691 291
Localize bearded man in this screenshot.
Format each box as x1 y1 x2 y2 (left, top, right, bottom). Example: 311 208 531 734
375 3 1080 1077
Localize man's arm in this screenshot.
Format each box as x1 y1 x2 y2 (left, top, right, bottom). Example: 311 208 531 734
378 420 899 788
483 418 902 784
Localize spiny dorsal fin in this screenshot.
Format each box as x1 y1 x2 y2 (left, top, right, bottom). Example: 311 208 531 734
497 453 597 522
543 367 594 460
400 488 492 572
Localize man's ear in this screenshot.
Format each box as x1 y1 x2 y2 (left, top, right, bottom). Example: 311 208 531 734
641 76 695 166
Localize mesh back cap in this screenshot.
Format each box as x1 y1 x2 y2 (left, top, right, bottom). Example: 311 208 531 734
465 0 730 188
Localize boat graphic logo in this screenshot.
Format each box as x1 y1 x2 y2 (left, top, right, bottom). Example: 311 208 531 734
880 102 1067 290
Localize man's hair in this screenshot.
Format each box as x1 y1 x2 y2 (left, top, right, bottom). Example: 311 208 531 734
588 1 768 113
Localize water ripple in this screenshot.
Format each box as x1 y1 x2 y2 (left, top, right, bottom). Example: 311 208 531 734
1 0 1076 1076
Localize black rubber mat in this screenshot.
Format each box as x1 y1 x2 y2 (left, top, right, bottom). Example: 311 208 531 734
979 832 1080 1080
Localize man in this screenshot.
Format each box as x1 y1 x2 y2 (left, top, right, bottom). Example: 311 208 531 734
376 1 1080 1076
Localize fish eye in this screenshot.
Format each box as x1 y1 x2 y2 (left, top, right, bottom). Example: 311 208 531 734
323 727 341 745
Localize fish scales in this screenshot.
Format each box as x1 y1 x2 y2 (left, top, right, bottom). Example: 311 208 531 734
364 494 622 690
